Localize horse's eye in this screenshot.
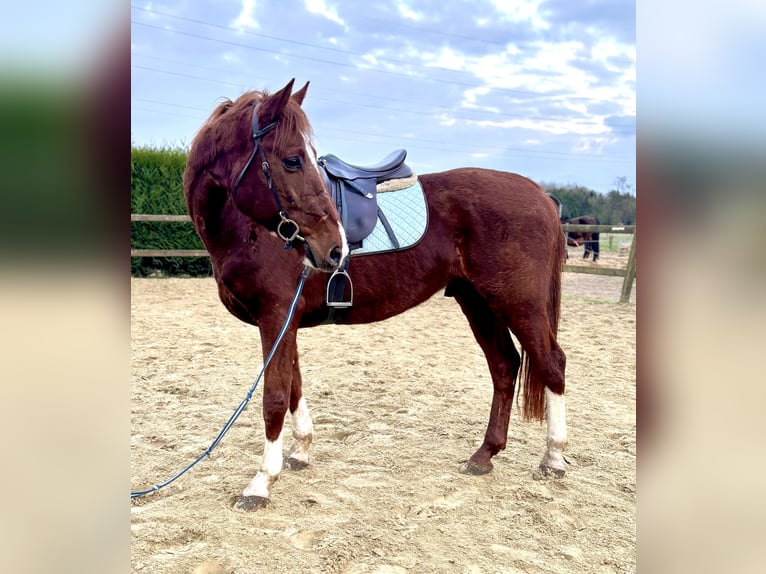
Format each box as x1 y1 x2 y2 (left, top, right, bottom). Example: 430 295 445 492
282 157 302 171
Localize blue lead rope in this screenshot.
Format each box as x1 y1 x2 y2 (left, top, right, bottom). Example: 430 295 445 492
131 266 310 500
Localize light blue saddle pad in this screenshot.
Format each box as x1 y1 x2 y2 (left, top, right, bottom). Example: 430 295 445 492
351 179 428 256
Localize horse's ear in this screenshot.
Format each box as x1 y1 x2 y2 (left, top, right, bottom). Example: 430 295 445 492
292 81 310 106
259 78 296 125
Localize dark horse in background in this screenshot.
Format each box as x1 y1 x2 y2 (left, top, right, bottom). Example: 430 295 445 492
183 79 568 511
562 215 600 261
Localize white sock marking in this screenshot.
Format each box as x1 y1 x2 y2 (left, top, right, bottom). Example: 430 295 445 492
242 428 284 499
288 397 314 463
542 388 568 471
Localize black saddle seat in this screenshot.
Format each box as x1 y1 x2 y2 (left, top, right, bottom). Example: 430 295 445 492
318 149 412 183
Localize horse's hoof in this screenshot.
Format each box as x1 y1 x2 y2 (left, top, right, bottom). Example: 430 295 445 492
283 457 309 471
460 460 492 476
536 464 566 479
234 495 270 511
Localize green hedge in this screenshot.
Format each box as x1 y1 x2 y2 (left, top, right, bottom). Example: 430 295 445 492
130 146 211 277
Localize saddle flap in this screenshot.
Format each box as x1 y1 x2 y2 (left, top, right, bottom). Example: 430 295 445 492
322 172 379 245
342 179 378 244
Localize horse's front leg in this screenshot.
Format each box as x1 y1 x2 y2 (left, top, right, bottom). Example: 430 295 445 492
284 350 314 470
235 323 298 511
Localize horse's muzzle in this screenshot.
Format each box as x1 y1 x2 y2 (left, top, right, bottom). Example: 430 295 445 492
303 243 345 272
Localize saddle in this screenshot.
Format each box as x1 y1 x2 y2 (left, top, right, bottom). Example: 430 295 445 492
317 149 414 315
318 149 412 247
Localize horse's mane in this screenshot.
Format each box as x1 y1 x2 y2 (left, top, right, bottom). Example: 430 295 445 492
187 89 315 179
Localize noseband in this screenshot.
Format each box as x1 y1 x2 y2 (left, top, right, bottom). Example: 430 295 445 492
231 103 303 250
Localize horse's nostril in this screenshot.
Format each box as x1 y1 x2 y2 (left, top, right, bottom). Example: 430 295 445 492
329 246 342 265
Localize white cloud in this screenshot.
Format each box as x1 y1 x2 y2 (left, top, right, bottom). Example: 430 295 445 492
489 0 549 31
422 45 466 72
470 117 609 136
139 2 160 19
345 15 633 143
305 0 346 28
454 40 632 120
363 30 633 135
461 86 500 113
395 0 425 21
591 37 635 71
436 114 457 127
504 41 593 94
233 0 259 29
573 135 619 154
221 51 240 63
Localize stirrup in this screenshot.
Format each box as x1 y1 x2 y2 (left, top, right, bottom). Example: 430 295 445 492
326 269 353 308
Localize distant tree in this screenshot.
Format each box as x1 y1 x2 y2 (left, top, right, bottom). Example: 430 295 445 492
543 180 635 225
614 176 634 195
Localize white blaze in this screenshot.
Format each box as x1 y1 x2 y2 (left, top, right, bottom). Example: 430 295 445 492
301 134 348 268
338 222 349 263
304 133 319 170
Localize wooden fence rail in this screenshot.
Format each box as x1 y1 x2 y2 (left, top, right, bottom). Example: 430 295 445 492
131 216 636 302
560 223 636 303
131 214 191 222
560 224 635 234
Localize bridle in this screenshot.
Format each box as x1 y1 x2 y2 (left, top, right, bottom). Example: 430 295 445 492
231 102 303 250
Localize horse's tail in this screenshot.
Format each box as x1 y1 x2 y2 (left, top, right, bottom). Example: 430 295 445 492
519 229 563 422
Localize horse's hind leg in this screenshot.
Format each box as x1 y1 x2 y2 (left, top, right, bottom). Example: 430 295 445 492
592 233 600 262
284 350 313 471
540 386 568 477
507 308 568 478
583 233 592 259
449 280 521 475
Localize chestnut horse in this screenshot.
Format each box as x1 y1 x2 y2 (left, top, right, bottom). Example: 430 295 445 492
563 215 600 261
183 79 568 511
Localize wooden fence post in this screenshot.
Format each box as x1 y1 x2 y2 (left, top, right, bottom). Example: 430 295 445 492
619 229 637 303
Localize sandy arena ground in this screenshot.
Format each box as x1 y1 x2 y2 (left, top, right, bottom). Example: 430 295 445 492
131 259 635 574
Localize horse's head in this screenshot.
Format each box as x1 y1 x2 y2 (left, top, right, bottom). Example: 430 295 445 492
566 236 581 247
187 79 347 272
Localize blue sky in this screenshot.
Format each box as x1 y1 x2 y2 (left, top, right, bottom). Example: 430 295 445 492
131 0 636 193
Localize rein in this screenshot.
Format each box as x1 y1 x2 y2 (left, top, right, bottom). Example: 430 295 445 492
231 103 303 250
130 266 310 500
